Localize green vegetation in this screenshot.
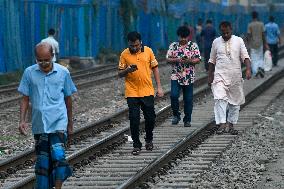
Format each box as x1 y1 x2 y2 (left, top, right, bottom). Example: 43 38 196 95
97 47 119 64
0 70 23 86
0 135 18 142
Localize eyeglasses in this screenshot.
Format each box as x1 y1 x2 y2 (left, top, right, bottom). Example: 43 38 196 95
36 59 51 64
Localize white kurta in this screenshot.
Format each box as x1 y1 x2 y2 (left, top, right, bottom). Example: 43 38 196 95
209 35 250 105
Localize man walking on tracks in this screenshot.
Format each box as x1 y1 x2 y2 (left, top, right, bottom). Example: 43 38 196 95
247 11 268 78
208 21 251 135
265 16 281 67
118 31 164 155
18 42 76 189
166 26 201 127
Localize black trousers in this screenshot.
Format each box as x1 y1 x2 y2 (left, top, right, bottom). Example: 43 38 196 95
268 44 279 66
127 96 156 148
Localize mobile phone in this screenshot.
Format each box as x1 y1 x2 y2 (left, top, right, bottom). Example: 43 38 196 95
130 64 137 69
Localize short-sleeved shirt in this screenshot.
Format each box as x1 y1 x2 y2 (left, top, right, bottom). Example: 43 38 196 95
18 63 77 134
118 46 158 98
265 22 280 45
166 41 201 85
247 21 265 49
41 36 59 62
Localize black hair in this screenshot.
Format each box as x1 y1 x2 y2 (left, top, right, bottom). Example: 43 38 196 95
219 21 232 29
252 11 258 19
177 26 190 38
127 31 141 42
206 19 212 24
48 28 55 35
198 18 203 24
269 15 274 22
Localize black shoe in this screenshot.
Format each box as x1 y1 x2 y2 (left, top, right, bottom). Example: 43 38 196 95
145 141 153 151
172 116 181 125
184 122 191 127
132 147 141 155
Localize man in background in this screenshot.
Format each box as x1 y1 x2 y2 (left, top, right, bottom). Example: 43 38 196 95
201 19 217 72
41 28 59 62
265 16 281 67
195 18 203 53
247 11 268 78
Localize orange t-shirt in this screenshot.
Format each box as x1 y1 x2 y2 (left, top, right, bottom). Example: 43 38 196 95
118 46 158 98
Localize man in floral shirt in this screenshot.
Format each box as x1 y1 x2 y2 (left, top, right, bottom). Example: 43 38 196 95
166 26 201 127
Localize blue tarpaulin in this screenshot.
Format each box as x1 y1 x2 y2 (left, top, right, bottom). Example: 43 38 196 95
0 0 283 73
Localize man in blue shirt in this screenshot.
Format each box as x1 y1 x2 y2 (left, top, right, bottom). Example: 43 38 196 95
18 42 77 189
265 16 281 66
201 19 217 72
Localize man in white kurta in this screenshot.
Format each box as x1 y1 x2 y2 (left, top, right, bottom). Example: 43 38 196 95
208 21 251 135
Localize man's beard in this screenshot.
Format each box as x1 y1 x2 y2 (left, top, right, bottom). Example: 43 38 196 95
129 48 140 54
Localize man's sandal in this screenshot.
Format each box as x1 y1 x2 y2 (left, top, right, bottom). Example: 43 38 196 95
227 123 238 135
132 148 141 155
216 124 226 135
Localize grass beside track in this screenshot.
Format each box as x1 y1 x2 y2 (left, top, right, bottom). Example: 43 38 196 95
0 71 23 86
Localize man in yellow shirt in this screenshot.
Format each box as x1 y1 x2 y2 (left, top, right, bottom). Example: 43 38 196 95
118 31 164 155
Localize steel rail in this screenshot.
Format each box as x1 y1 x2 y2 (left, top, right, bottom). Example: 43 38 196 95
117 67 284 189
0 72 207 180
5 77 211 189
0 63 170 106
0 64 116 91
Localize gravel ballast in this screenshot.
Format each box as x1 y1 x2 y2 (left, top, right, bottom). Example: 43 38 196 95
193 91 284 189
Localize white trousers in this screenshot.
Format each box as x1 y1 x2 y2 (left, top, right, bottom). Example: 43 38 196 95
214 99 240 125
250 45 264 75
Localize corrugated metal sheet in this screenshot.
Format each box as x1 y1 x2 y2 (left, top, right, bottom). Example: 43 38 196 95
0 2 5 72
0 0 283 73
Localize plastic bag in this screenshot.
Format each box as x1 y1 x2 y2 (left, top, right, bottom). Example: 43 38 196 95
263 50 272 72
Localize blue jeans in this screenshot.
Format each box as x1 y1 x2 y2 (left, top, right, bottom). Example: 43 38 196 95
170 80 193 123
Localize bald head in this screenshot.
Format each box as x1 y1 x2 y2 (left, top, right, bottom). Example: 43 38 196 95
35 42 53 57
35 42 54 72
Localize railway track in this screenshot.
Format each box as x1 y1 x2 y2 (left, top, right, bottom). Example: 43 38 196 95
64 65 284 189
0 63 116 91
0 63 116 107
0 62 172 162
1 59 283 188
0 56 167 95
0 62 169 107
0 72 208 188
123 69 284 189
